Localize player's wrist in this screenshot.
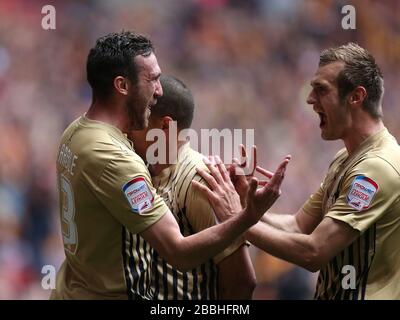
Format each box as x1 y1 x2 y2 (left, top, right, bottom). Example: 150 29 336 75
237 207 257 230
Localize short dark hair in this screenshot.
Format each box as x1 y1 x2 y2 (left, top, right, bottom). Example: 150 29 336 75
319 42 384 119
86 31 154 99
151 75 194 129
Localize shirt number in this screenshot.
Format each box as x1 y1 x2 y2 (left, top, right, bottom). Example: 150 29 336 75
60 174 78 254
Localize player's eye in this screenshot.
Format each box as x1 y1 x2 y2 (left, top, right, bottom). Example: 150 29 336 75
316 86 326 95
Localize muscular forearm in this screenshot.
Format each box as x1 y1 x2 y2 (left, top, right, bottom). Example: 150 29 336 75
171 212 254 272
260 212 301 233
246 222 320 272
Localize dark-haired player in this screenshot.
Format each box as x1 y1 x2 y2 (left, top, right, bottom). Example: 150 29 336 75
52 31 289 299
130 75 256 299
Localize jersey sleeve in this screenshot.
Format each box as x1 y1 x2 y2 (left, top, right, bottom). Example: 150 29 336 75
301 176 326 218
93 152 169 234
325 157 400 232
186 173 246 265
301 148 347 219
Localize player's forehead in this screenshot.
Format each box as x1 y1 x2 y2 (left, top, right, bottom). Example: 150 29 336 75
134 52 161 78
310 61 344 87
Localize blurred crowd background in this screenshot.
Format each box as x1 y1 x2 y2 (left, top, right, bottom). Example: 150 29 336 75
0 0 399 299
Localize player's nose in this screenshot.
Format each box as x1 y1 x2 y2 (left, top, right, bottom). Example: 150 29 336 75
306 89 316 106
154 79 163 98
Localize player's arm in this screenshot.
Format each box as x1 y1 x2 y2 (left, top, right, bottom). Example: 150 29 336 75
140 157 290 272
228 151 323 235
217 245 256 299
246 216 359 272
239 158 398 272
189 176 357 273
259 208 322 234
140 211 245 272
227 147 322 235
195 157 358 272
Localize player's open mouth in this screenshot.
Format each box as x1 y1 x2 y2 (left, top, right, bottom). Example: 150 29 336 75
318 112 326 128
148 100 157 111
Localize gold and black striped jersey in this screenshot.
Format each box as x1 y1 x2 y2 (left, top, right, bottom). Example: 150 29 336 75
302 128 400 299
51 115 168 300
150 143 244 300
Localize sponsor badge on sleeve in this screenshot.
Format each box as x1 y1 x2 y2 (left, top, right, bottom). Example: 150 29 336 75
122 177 154 214
346 175 378 211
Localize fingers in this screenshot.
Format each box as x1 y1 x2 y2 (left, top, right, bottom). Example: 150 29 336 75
250 145 257 176
247 177 258 198
255 154 291 179
196 166 219 190
256 166 274 179
239 144 249 168
232 163 248 186
237 144 257 176
233 163 246 178
276 155 291 175
191 180 217 202
263 156 291 193
233 158 245 177
207 155 217 166
244 177 259 215
232 158 241 165
238 145 256 166
203 157 224 184
215 156 231 184
258 180 268 186
240 144 246 166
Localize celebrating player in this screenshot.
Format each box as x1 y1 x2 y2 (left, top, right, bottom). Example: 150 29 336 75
129 75 256 299
52 31 288 299
195 43 400 300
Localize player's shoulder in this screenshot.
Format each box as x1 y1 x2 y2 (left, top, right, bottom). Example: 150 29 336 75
174 147 208 203
329 148 348 169
342 154 400 211
176 146 207 177
356 131 400 178
185 147 208 168
79 117 129 151
353 154 400 180
63 116 146 169
344 155 400 204
368 131 400 174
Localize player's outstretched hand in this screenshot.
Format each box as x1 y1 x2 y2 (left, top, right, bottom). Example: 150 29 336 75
244 156 290 224
227 144 268 206
193 154 291 225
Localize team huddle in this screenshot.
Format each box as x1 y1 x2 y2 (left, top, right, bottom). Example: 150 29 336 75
52 31 400 300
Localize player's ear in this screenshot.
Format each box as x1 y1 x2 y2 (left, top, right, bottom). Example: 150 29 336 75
161 116 174 131
114 76 129 95
348 86 367 109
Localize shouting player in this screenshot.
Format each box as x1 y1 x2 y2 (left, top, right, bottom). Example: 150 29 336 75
52 31 289 299
196 43 400 300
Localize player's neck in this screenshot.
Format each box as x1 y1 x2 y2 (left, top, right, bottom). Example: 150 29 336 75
343 119 384 155
86 99 127 132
